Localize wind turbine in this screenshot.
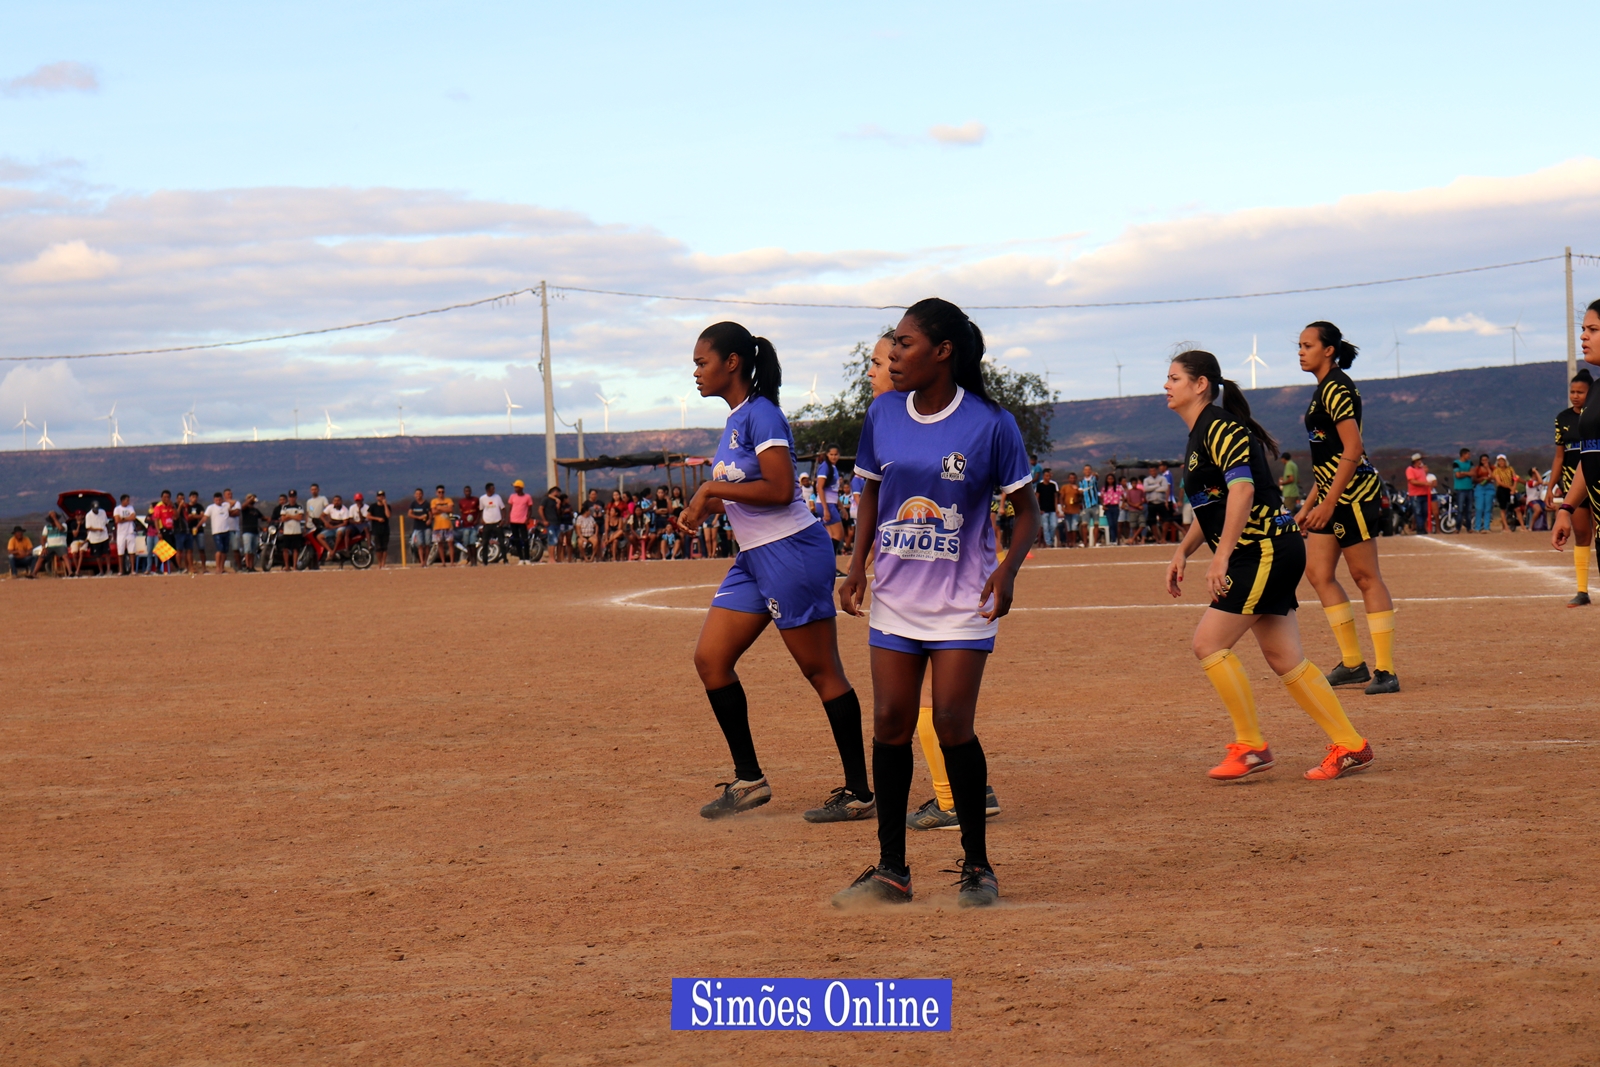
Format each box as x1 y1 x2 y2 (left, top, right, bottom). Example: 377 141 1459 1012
594 392 615 432
803 375 822 406
1391 327 1403 379
97 402 117 447
676 392 691 429
1115 358 1123 398
1240 336 1268 389
504 389 523 434
1505 312 1526 366
37 420 54 450
14 404 34 450
111 418 125 448
323 410 341 439
397 403 405 437
181 408 198 444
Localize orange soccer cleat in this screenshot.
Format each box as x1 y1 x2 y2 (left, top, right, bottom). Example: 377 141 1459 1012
1304 741 1374 781
1208 742 1275 781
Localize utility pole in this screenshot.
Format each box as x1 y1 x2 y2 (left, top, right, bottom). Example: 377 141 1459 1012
540 280 557 492
1566 246 1578 384
1115 358 1123 398
576 418 586 504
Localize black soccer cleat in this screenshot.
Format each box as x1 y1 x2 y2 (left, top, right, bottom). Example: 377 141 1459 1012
1325 662 1372 688
1569 592 1591 608
699 777 771 819
803 786 875 823
1364 670 1400 695
948 861 1000 908
831 864 913 907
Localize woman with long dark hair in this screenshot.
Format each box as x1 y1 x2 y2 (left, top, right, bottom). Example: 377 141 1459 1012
831 298 1038 909
677 321 874 824
1295 322 1400 695
1550 368 1594 604
1165 349 1374 783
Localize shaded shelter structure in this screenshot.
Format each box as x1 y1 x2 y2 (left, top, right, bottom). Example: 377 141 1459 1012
555 451 711 501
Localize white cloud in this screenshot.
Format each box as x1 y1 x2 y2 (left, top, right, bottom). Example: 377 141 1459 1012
2 158 1597 447
928 121 987 146
1407 313 1502 336
2 61 99 97
9 240 120 283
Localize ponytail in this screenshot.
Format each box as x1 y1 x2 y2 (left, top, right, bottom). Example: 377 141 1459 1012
1170 349 1279 454
1307 320 1359 369
699 321 782 405
903 297 991 403
1574 368 1593 386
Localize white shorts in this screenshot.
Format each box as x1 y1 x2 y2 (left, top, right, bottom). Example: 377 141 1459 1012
116 528 139 554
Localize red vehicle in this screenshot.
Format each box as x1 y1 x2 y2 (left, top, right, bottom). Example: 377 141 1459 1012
56 489 120 568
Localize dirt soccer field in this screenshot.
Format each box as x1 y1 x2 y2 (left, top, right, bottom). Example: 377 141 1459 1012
3 532 1597 1066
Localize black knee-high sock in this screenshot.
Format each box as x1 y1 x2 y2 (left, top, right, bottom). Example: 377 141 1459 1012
873 740 913 874
822 690 872 799
707 682 762 782
942 737 990 870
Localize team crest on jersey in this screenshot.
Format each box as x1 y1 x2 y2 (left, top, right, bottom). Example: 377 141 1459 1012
879 496 963 561
728 429 739 449
1188 452 1199 471
712 461 745 483
1222 576 1234 590
766 597 781 619
1333 522 1346 539
940 452 967 481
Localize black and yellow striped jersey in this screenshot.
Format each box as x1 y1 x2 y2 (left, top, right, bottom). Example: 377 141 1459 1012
1185 405 1297 550
1304 368 1382 505
1556 406 1583 457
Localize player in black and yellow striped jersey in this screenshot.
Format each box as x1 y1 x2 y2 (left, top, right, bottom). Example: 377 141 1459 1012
1549 368 1595 606
1164 349 1374 783
1553 300 1600 565
1295 322 1400 695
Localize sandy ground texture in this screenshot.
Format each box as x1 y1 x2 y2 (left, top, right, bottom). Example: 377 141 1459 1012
3 532 1598 1066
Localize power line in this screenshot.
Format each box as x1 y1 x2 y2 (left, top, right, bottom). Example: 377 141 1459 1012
4 254 1588 363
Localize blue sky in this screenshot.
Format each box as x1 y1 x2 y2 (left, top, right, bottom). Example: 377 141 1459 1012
3 2 1599 447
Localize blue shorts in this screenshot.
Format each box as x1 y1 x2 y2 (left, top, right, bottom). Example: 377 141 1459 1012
173 531 194 551
711 522 837 630
211 532 232 553
869 627 995 655
821 502 842 525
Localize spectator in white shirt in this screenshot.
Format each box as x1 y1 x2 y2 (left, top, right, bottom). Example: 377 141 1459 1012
113 494 139 574
479 481 506 562
84 502 112 575
319 495 351 555
305 483 330 537
203 491 237 574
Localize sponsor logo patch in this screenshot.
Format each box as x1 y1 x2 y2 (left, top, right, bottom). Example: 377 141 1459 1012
879 496 963 562
713 461 746 483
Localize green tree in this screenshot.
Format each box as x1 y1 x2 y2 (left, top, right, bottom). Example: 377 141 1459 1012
792 338 1060 460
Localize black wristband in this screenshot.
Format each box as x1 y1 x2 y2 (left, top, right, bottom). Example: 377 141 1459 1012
1560 504 1576 514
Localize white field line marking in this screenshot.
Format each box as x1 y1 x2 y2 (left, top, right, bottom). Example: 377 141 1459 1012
608 583 719 611
1414 535 1569 589
605 584 1566 614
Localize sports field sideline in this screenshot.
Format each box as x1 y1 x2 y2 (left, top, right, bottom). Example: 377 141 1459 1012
4 532 1596 1065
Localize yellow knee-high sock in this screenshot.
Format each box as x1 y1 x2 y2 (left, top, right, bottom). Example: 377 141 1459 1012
1281 660 1365 749
916 706 954 811
1366 609 1395 673
1577 544 1591 594
1323 601 1364 668
1199 650 1264 747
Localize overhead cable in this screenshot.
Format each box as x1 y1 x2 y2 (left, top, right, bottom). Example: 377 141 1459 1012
4 254 1585 363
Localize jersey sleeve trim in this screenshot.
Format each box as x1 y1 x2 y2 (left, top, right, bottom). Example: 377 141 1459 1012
856 468 883 481
753 438 789 454
999 476 1033 494
1224 465 1253 486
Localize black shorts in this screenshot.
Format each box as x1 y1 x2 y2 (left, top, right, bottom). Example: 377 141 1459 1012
280 533 304 551
1210 534 1303 617
370 521 389 546
1309 499 1381 547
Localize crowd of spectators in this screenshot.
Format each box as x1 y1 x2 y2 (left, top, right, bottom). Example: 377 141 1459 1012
1400 451 1548 534
1019 457 1187 549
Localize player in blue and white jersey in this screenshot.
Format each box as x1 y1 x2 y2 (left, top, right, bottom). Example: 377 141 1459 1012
830 298 1039 910
814 445 846 555
677 321 874 826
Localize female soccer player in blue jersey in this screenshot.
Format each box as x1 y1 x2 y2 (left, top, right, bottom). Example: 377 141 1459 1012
677 321 873 824
1295 322 1400 694
1164 349 1375 784
831 298 1039 909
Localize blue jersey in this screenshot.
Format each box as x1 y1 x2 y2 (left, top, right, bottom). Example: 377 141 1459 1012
710 395 817 550
856 387 1031 640
815 458 841 504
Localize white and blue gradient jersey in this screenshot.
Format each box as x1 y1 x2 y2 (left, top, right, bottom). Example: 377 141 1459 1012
856 387 1032 640
816 458 842 504
711 395 818 550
